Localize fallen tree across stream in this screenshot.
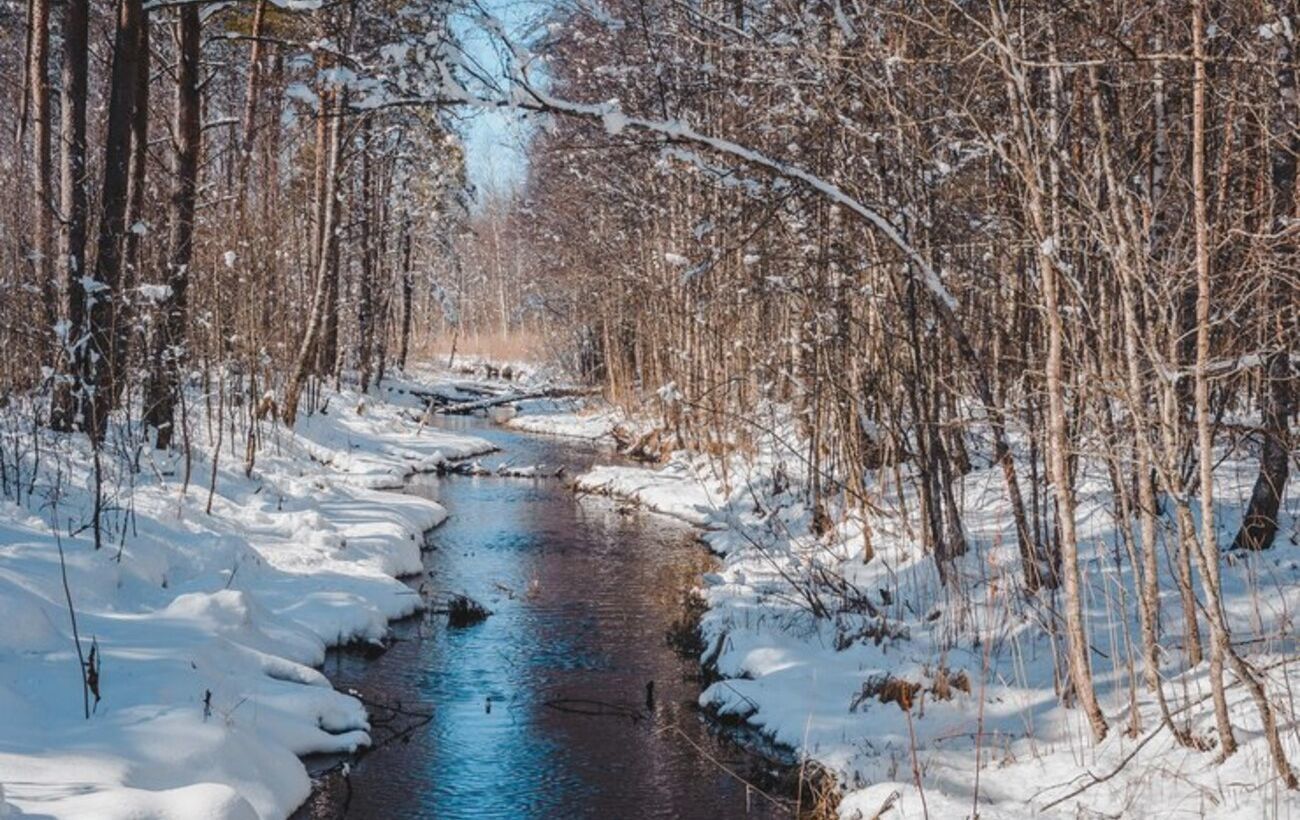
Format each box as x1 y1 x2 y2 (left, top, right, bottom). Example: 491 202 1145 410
431 386 599 416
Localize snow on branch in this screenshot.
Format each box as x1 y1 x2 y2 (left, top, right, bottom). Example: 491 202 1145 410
450 3 962 313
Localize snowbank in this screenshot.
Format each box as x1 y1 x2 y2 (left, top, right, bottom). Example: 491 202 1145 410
0 379 493 819
572 431 1300 818
575 457 724 527
505 406 624 441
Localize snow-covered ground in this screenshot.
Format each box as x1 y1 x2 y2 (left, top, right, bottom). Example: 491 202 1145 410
549 405 1300 818
10 383 1298 819
505 404 623 441
577 457 724 527
0 377 493 819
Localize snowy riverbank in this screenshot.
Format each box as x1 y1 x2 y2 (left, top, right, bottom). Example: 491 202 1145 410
504 404 625 441
0 376 493 818
530 403 1300 819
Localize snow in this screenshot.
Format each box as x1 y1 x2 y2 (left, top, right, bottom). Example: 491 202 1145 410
569 410 1300 818
502 77 964 312
290 397 491 491
283 82 319 107
0 377 493 819
505 404 624 441
9 364 1299 818
602 108 629 136
575 459 723 527
138 283 173 303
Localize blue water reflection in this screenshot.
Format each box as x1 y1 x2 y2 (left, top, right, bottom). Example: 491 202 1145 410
296 417 790 819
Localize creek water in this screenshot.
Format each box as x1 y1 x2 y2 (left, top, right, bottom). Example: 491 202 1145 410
293 417 792 819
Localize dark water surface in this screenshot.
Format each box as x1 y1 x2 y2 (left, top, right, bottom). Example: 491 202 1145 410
294 417 791 820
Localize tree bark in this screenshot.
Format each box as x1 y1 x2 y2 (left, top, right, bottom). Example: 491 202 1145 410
51 0 89 431
1233 20 1297 552
357 118 376 392
396 217 413 370
238 0 269 173
1233 352 1293 550
144 5 200 449
1190 0 1238 755
1041 245 1108 743
27 0 55 339
81 0 143 441
123 17 150 280
283 87 345 425
319 204 342 377
114 14 150 408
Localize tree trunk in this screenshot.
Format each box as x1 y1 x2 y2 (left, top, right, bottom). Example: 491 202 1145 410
397 217 413 370
1233 23 1297 552
82 0 143 441
144 5 200 449
1086 62 1184 735
1190 0 1238 754
1041 247 1108 743
1233 352 1293 550
283 87 345 425
123 17 150 279
357 118 375 391
309 81 331 280
319 209 342 377
114 14 149 408
316 80 345 381
238 0 268 171
51 0 88 431
27 0 55 341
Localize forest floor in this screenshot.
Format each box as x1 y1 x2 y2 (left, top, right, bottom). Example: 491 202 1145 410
0 369 519 819
4 368 1299 819
512 401 1300 819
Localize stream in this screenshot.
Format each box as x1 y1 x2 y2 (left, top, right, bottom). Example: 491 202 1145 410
293 416 794 819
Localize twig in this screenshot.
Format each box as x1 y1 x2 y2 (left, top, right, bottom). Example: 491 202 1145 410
52 506 91 720
655 722 794 813
1040 656 1300 811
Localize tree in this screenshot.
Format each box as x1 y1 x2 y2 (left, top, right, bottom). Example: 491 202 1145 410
81 0 144 441
24 0 55 337
144 5 201 449
50 0 88 432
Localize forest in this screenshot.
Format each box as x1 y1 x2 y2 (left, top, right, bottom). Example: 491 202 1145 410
1 0 1298 818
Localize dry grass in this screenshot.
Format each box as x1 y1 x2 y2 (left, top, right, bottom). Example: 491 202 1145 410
408 328 552 365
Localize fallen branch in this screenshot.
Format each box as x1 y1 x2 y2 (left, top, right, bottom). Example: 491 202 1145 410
542 697 646 722
434 386 598 416
1038 655 1300 811
441 460 565 478
1039 721 1167 812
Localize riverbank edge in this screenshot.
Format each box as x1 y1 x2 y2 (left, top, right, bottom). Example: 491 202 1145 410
0 375 498 819
572 464 842 817
688 602 841 817
295 415 825 819
549 399 1300 820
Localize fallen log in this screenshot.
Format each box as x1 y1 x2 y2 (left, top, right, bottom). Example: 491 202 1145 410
402 384 491 406
440 460 565 478
434 386 598 415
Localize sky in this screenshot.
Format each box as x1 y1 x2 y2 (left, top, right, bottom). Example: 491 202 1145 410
463 109 530 197
454 0 546 200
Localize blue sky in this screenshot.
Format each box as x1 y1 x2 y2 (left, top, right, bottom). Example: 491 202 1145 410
454 0 547 199
463 109 530 197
